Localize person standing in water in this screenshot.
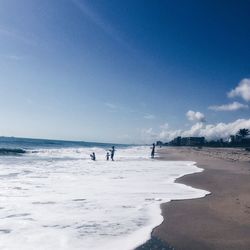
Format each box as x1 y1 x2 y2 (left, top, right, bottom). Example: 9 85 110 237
151 143 155 158
109 146 115 161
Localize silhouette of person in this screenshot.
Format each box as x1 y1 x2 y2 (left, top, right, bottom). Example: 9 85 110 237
151 143 155 158
90 152 96 161
109 146 115 161
106 152 110 161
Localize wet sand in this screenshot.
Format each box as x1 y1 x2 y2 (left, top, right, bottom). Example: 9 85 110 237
137 147 250 250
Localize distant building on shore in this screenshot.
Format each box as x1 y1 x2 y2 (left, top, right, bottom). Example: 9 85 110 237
181 137 205 146
169 136 205 146
158 132 249 148
169 136 182 146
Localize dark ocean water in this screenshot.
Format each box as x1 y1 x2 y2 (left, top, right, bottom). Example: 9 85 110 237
0 136 129 154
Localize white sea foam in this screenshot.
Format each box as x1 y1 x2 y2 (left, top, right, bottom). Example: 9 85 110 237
0 146 209 250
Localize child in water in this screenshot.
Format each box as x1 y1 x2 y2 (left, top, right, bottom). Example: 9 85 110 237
106 152 110 161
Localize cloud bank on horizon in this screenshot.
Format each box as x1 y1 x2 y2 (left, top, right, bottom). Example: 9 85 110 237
142 118 250 143
142 78 250 143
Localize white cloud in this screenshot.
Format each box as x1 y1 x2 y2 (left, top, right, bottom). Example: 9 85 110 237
228 78 250 102
144 114 155 120
140 125 181 143
186 110 206 122
208 101 248 111
140 119 250 143
158 129 181 141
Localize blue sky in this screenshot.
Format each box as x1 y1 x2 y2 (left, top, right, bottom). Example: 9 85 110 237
0 0 250 143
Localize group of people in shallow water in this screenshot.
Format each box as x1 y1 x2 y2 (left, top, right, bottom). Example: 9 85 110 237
90 146 115 161
90 144 156 161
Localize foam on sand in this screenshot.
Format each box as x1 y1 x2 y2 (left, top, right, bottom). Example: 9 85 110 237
0 146 209 250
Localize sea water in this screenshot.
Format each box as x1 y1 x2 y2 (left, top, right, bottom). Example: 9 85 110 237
0 137 209 250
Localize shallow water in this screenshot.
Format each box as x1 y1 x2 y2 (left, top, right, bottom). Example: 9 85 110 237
0 143 209 250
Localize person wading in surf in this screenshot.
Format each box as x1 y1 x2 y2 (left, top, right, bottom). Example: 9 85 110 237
109 146 115 161
151 143 155 158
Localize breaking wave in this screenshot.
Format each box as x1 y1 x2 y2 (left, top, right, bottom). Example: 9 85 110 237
0 148 26 155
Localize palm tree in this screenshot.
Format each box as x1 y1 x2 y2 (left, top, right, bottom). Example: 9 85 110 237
237 128 250 138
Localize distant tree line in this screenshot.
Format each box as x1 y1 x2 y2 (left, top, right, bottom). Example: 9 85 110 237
237 128 250 138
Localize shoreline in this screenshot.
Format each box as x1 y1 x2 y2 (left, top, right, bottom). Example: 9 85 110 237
137 147 250 250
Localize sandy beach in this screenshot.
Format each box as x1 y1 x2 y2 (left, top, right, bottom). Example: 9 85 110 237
137 147 250 250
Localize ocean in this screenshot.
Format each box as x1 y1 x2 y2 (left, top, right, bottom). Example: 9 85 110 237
0 137 209 250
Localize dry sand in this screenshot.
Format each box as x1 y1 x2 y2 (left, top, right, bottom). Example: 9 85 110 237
147 147 250 250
